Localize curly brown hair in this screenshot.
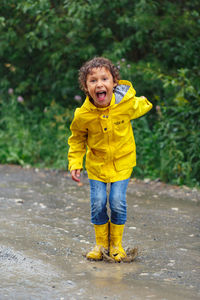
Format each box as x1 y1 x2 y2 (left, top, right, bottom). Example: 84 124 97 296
78 57 120 95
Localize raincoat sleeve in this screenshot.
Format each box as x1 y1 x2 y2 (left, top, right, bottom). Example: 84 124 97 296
131 96 153 119
68 112 87 172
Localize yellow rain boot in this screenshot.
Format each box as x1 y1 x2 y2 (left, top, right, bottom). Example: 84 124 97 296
110 222 126 262
86 221 109 260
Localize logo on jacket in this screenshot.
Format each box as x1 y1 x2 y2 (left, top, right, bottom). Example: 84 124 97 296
114 120 124 125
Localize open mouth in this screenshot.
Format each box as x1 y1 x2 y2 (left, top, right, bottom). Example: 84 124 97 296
96 91 106 101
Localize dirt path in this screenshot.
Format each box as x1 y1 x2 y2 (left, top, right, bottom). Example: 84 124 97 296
0 165 200 300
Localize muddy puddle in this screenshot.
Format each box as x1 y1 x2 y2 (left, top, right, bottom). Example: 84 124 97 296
0 165 200 299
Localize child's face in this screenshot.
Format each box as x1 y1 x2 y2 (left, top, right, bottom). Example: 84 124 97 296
86 67 117 108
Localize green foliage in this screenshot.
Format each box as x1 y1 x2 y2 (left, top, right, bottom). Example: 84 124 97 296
132 67 200 186
1 0 199 107
0 93 73 169
0 0 200 186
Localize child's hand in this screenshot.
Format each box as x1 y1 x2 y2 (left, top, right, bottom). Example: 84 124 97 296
71 169 81 182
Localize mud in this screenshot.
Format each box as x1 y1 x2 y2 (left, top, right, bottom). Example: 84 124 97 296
0 164 200 300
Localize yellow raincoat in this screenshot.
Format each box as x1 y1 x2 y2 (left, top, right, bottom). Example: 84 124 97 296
68 80 152 182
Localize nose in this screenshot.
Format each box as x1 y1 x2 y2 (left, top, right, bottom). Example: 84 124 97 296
96 79 103 87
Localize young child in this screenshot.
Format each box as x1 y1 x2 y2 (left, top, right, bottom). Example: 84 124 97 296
68 57 152 262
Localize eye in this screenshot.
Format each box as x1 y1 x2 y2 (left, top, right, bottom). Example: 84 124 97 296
103 77 108 81
90 79 96 83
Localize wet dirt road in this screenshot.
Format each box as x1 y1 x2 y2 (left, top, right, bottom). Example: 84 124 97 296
0 165 200 300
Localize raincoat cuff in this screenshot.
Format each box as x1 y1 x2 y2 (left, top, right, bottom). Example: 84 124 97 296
69 162 83 172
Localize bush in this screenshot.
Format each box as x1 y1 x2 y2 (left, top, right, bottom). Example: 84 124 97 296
0 1 200 187
1 1 199 108
0 91 73 169
130 67 200 187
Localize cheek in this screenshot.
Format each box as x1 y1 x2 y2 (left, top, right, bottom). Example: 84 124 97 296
86 86 95 97
88 87 94 94
86 84 91 93
107 85 114 93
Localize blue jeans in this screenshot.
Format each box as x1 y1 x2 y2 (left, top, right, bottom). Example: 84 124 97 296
89 179 130 225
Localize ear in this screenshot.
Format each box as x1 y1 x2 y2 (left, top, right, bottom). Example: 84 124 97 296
113 76 118 86
113 80 118 88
